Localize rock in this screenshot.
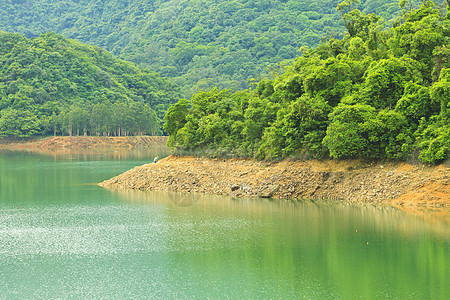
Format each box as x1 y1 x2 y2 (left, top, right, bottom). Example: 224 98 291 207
258 185 279 198
240 183 252 193
98 155 449 207
231 183 240 191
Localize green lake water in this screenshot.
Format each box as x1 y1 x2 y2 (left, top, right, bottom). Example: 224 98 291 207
0 149 448 299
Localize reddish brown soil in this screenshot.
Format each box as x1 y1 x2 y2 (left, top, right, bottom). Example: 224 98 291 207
100 155 449 208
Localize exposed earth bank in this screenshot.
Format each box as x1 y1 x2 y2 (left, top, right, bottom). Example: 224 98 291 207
0 136 168 150
100 155 449 207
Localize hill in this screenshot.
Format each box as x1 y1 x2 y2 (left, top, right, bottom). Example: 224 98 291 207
0 0 407 97
0 31 180 138
164 3 450 164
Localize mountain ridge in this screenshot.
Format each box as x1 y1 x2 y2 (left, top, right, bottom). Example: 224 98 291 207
0 0 406 97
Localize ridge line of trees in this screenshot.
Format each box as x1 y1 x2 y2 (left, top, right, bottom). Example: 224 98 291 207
0 100 160 139
0 0 414 98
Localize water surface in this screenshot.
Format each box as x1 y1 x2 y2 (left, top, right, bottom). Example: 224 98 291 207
0 149 448 298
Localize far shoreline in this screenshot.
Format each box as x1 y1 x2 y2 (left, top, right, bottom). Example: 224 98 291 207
0 135 168 150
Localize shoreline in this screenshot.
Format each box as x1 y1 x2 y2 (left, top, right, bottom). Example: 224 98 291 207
99 155 450 208
0 136 168 150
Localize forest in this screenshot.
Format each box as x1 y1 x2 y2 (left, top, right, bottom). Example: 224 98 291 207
0 0 406 97
0 31 180 137
1 1 449 163
164 2 450 164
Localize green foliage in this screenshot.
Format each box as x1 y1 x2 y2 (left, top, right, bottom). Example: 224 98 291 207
430 69 450 121
0 31 177 137
165 3 450 164
260 95 331 159
323 104 377 158
362 56 423 109
0 108 41 137
0 0 408 98
395 81 437 122
371 109 410 159
164 98 190 147
415 116 450 163
389 1 446 81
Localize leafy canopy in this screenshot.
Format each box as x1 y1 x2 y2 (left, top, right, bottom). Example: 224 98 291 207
0 0 406 98
164 2 450 164
0 31 180 137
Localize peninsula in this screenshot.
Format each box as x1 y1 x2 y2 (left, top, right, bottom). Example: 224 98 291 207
99 155 449 207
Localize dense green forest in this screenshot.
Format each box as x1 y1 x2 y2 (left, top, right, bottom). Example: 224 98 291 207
164 2 450 164
0 31 180 137
0 0 406 97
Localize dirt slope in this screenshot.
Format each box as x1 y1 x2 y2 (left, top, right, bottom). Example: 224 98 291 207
99 155 449 207
0 136 168 150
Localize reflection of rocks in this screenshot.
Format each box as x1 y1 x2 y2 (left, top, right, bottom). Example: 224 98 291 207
168 192 199 207
99 155 450 207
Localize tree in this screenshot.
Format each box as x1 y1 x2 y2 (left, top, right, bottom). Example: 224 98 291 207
322 104 376 158
260 95 330 159
362 56 423 109
395 81 437 122
162 4 449 163
0 31 180 137
430 70 450 121
112 102 129 136
164 98 190 147
390 2 445 81
415 116 450 164
0 108 41 137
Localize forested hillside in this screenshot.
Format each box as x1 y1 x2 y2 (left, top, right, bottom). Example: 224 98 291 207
0 31 180 138
164 2 450 164
0 0 405 97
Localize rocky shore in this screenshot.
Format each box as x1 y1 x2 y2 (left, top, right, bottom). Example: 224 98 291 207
99 155 449 207
0 136 168 150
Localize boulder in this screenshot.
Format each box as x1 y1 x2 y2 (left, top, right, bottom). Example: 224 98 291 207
240 183 252 193
230 183 240 191
258 185 279 198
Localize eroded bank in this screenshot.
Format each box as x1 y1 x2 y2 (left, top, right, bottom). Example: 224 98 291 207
100 155 449 207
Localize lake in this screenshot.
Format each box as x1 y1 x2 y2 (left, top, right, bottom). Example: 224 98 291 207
0 149 448 298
